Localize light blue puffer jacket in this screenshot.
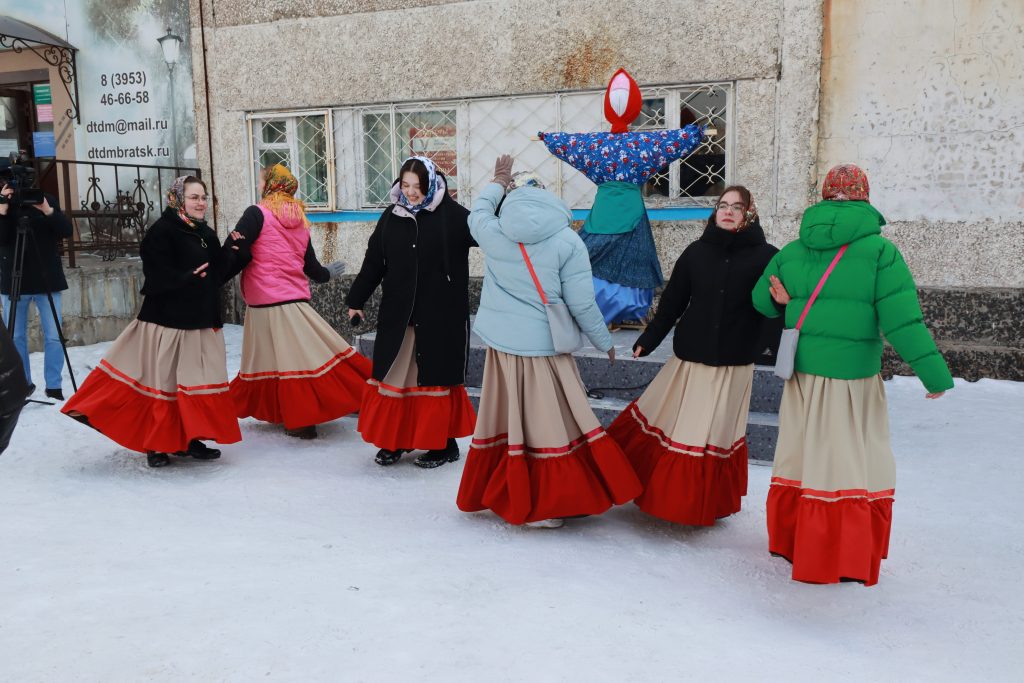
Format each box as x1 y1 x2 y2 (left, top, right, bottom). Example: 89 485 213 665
470 182 612 356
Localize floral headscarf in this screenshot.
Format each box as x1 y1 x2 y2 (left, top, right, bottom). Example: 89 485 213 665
509 171 547 190
260 163 308 226
395 156 445 214
822 163 870 202
166 175 204 228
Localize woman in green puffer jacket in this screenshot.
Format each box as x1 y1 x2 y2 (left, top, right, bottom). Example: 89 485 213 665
752 163 953 586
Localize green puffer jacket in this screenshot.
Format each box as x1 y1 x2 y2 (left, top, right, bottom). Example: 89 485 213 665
752 200 953 393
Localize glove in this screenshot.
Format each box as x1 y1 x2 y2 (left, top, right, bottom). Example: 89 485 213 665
325 261 346 280
492 154 514 189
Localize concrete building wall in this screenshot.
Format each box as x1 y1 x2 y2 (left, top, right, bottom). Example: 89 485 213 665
817 0 1024 287
188 0 824 278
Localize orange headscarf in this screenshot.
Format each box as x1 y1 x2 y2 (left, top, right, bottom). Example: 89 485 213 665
260 164 308 226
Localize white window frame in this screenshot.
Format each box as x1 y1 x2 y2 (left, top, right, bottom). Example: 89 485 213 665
245 109 335 210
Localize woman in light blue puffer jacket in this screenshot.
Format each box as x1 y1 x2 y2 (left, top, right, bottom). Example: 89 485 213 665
456 156 641 528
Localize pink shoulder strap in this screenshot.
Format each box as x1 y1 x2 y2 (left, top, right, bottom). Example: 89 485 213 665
796 245 848 330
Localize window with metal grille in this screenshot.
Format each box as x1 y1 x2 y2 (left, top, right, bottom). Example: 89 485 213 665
247 112 332 208
249 83 730 212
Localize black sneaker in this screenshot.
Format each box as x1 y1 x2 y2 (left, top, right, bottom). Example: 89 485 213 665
178 439 221 460
414 439 460 469
375 448 408 466
45 388 64 401
147 452 170 468
285 425 318 439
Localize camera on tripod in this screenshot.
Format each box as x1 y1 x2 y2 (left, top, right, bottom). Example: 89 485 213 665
0 151 46 207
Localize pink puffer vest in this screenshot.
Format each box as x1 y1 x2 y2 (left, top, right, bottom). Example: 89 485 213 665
240 204 311 306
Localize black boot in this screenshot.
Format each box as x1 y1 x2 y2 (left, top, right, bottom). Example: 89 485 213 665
414 439 460 469
285 425 318 439
147 452 170 468
181 439 221 460
45 388 65 401
374 448 408 466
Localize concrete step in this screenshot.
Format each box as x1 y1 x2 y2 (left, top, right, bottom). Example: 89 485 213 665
354 325 781 461
355 326 785 412
460 387 778 462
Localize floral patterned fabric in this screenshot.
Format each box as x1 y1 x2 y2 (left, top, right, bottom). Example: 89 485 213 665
821 163 870 202
260 163 308 226
538 124 703 185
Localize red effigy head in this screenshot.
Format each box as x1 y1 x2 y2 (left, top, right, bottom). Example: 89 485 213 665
604 68 642 134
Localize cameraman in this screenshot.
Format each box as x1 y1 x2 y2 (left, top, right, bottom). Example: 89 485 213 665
0 317 30 454
0 182 74 400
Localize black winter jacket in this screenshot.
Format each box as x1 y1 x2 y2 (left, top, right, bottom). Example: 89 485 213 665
0 318 29 414
636 218 779 366
0 194 73 295
346 182 475 386
136 208 230 330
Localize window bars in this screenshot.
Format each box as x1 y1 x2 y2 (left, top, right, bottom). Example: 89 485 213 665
247 82 730 211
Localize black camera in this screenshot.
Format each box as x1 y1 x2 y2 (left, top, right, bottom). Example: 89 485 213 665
0 151 45 207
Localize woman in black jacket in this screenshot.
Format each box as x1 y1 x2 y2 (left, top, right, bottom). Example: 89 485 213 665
608 186 778 525
63 176 242 467
346 156 476 468
0 318 30 454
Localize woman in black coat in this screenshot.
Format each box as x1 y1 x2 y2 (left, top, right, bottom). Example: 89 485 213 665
346 156 476 468
608 186 779 525
63 176 243 467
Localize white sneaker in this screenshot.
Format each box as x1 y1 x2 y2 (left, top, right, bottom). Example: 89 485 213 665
525 518 565 528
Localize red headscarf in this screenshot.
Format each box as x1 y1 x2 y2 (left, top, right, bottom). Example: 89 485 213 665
822 164 870 201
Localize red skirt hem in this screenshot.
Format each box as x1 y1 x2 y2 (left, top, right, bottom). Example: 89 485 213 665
62 362 242 454
608 402 747 526
767 481 893 586
357 383 476 450
230 351 371 428
456 431 642 524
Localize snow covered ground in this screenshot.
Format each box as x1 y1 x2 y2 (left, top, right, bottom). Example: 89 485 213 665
1 325 1022 682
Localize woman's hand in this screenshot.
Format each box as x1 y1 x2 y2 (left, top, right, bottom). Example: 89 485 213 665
229 230 245 250
769 275 791 305
492 154 514 188
607 347 616 364
347 308 363 321
193 262 209 278
632 345 643 359
926 391 945 399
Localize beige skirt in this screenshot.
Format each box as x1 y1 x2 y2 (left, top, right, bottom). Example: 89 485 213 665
61 320 241 453
456 348 641 524
767 372 895 585
357 327 475 450
230 302 371 428
608 358 753 525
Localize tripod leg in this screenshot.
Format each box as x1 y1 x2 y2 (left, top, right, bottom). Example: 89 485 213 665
45 290 78 392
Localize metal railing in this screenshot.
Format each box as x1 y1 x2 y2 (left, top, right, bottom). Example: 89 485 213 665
32 158 200 267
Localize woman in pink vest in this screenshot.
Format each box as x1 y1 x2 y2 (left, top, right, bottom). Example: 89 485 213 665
226 164 371 439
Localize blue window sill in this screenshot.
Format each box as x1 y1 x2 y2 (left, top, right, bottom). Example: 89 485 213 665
307 207 712 223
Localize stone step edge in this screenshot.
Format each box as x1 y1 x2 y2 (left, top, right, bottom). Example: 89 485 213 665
461 386 779 427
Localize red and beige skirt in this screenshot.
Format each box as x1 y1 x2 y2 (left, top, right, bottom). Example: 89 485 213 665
229 302 371 429
357 327 475 451
608 358 753 526
767 372 895 586
457 348 642 524
61 320 241 453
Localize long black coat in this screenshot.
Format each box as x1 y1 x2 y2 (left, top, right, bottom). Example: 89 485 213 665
0 194 73 295
636 218 779 366
346 188 474 386
0 318 29 414
136 208 229 330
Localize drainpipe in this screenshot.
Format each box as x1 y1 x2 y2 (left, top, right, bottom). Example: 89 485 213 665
198 0 217 229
